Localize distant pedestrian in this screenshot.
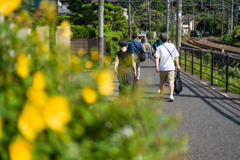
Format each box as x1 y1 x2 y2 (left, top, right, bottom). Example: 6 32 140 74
141 38 152 61
152 35 163 57
115 38 136 95
127 33 144 81
155 33 180 101
168 38 172 43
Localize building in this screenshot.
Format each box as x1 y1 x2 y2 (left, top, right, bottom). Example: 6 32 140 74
182 15 195 35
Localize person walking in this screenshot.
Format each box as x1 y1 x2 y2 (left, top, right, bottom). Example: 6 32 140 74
127 33 144 81
155 33 181 101
145 39 152 60
115 39 136 95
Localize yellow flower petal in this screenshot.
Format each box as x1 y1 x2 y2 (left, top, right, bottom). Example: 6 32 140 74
60 20 70 38
43 96 71 132
97 70 114 96
26 87 48 109
85 61 93 69
9 136 33 160
18 104 46 141
0 0 21 16
77 48 85 56
90 51 99 61
32 71 46 91
16 52 29 79
82 87 97 104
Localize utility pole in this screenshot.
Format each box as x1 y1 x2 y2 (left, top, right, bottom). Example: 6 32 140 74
221 0 224 37
193 4 194 33
128 0 131 40
171 1 174 42
156 0 159 37
236 0 239 26
146 0 147 32
98 0 104 64
149 0 151 41
214 11 215 34
166 0 170 36
231 0 233 33
227 9 229 34
176 0 182 49
204 7 206 35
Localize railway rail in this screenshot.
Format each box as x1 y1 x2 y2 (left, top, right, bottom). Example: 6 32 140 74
186 38 240 54
207 38 240 48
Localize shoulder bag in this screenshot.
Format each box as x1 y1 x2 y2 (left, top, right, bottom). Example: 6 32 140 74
132 41 146 62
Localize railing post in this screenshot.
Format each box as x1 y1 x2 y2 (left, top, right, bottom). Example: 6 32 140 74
211 51 214 85
226 54 229 93
192 49 194 75
200 50 202 80
185 47 186 71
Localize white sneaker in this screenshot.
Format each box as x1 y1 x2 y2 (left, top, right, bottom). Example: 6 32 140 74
169 95 174 102
158 89 163 97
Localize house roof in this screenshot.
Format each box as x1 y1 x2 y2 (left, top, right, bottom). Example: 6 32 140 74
58 7 74 15
182 15 194 21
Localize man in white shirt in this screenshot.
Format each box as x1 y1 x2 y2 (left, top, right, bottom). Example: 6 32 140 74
155 33 181 101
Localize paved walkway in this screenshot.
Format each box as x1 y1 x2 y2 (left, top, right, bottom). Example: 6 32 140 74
115 59 240 159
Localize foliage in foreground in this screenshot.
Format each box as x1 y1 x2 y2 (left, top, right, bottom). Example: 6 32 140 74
0 1 188 160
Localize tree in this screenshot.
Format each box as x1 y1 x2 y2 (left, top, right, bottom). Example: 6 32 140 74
67 0 128 36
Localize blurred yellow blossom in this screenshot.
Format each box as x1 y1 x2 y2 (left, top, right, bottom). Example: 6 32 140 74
18 104 46 141
32 71 46 91
39 44 48 54
43 96 71 132
9 136 33 160
0 116 2 140
77 48 85 56
85 61 93 69
90 51 99 61
71 55 81 71
26 87 48 109
60 20 71 38
45 2 56 21
97 70 114 96
16 52 29 79
82 87 97 104
0 0 21 16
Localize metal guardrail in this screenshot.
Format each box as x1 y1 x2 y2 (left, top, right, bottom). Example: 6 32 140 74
178 46 240 93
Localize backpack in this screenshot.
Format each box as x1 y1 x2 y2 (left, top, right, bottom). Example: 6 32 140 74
153 39 162 51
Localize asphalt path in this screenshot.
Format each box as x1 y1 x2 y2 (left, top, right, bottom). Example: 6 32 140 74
138 59 240 160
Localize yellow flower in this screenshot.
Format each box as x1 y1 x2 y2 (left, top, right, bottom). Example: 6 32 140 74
85 61 93 69
0 0 21 16
60 20 71 38
82 87 98 104
18 104 45 141
77 48 85 56
16 52 29 78
32 71 46 91
70 55 81 71
26 87 48 109
97 70 114 96
90 51 99 61
43 96 71 132
0 116 2 140
9 136 33 160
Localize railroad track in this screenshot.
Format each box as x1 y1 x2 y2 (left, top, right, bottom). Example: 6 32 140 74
207 38 240 48
186 38 240 54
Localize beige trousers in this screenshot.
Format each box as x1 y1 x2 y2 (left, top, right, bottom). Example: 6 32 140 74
136 61 141 80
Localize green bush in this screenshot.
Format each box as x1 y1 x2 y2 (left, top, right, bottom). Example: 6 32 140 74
71 25 97 38
223 33 233 43
104 31 122 61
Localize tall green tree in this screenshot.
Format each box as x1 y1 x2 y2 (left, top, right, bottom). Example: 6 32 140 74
67 0 128 36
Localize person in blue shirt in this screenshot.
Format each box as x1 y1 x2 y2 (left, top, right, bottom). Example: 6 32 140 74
127 33 144 81
152 36 163 57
